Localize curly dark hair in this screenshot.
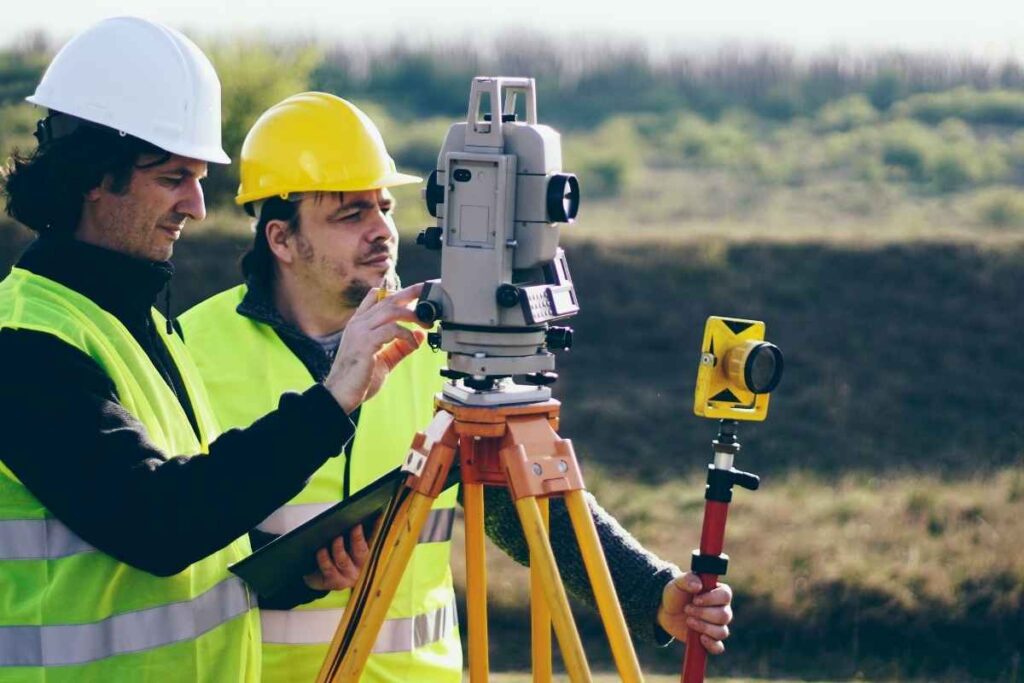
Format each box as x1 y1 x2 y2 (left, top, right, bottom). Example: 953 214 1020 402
1 113 170 236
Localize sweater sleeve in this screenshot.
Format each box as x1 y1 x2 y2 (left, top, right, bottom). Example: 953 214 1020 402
480 485 682 646
0 328 355 577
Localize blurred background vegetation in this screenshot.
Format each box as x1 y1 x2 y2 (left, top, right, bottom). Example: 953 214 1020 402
1 33 1022 682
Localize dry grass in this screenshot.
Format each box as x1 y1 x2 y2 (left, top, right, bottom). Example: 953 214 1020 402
564 168 1024 248
445 468 1024 680
449 466 1024 644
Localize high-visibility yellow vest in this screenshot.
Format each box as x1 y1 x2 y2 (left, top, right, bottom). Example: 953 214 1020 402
181 284 461 683
0 268 260 683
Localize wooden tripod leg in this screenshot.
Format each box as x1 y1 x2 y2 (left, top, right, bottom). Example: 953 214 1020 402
531 497 552 682
564 490 644 683
333 491 436 681
316 410 459 682
514 495 592 683
463 482 489 682
314 490 408 683
315 493 403 683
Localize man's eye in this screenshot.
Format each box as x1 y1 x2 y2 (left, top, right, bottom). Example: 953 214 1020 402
159 177 183 187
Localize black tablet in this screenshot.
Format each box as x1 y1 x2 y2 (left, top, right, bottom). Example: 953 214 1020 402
229 467 405 597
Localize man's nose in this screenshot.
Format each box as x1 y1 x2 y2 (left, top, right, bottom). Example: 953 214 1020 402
366 210 394 241
176 179 207 222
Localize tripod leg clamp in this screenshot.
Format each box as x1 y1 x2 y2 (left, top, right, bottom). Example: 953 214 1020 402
690 551 729 576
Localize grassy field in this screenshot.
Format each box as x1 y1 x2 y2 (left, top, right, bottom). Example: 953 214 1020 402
446 468 1023 681
1 215 1021 680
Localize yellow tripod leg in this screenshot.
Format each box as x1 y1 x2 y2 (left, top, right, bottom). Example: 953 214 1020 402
328 491 436 682
531 497 552 683
315 495 401 683
514 496 592 683
463 482 489 683
564 490 644 683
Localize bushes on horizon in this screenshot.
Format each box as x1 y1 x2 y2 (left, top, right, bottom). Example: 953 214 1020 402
896 87 1024 127
384 116 451 174
303 37 1024 127
815 94 879 132
850 118 1009 191
563 117 643 198
0 40 48 105
657 112 758 169
879 120 933 181
0 102 38 164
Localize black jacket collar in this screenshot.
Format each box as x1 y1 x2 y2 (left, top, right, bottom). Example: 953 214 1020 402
18 237 173 324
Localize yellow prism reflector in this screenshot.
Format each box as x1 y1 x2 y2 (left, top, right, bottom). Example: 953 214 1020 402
693 316 781 422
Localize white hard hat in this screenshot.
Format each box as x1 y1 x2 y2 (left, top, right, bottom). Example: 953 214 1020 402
27 16 230 164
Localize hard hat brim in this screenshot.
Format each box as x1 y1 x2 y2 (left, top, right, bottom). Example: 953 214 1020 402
26 96 232 165
234 170 423 205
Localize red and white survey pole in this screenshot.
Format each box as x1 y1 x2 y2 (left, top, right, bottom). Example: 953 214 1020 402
681 419 760 683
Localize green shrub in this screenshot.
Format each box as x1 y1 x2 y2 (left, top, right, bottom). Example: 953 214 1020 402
971 187 1024 227
880 121 934 181
897 87 1024 127
0 102 39 163
561 116 643 198
929 149 979 192
0 42 49 105
815 94 878 132
383 117 451 175
659 112 757 169
1008 130 1024 168
868 70 905 110
758 84 802 120
868 119 1005 191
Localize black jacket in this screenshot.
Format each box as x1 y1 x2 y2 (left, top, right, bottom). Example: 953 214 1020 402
0 238 354 587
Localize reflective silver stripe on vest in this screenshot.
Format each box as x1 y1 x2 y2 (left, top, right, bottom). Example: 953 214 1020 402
0 577 253 667
0 518 96 560
418 507 455 544
258 505 455 545
260 599 458 652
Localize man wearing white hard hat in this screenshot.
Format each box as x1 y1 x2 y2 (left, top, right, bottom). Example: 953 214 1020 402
0 17 424 682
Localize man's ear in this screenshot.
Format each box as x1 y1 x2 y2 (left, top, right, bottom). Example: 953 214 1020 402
84 173 118 202
83 181 105 203
265 219 295 265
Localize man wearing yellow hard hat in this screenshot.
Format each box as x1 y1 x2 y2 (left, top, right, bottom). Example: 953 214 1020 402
182 92 735 681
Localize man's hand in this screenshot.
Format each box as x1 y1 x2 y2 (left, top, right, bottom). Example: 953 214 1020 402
303 525 370 591
326 284 428 414
656 573 733 654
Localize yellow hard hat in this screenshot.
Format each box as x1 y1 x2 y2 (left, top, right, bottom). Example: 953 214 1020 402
235 91 422 205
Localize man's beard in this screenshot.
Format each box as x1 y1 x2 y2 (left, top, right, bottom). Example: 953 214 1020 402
341 269 399 308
